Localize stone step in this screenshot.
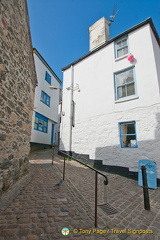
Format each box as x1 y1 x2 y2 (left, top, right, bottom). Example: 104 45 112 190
58 150 138 180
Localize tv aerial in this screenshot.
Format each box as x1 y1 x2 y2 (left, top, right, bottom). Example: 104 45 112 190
109 4 119 26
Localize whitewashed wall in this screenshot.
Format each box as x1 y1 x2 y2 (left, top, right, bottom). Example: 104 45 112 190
60 23 160 177
31 117 54 145
30 53 60 145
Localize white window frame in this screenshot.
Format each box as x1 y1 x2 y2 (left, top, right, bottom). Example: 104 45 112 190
114 67 136 101
115 36 128 59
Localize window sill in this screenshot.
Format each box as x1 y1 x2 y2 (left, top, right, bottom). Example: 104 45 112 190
45 80 51 85
115 96 139 104
40 100 50 107
121 147 138 149
34 128 48 134
115 54 128 62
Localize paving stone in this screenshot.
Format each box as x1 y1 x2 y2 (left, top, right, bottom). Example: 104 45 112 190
118 233 130 240
0 149 159 240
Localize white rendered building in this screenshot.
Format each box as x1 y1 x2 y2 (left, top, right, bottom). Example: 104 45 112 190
30 49 62 149
60 18 160 178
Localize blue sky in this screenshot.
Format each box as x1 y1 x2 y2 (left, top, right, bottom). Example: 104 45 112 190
27 0 160 82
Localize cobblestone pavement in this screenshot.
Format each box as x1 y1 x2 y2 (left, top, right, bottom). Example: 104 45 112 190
0 149 160 240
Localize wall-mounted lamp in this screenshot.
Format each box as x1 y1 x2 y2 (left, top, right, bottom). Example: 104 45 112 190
49 86 60 90
66 83 80 92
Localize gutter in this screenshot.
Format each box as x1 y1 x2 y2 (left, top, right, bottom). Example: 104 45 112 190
62 18 160 72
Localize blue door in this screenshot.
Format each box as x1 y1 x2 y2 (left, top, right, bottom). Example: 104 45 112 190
51 124 54 144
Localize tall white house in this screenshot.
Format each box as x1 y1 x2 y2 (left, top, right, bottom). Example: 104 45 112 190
60 18 160 179
30 49 62 150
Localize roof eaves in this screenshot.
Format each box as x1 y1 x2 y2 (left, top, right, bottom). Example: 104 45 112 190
62 18 159 71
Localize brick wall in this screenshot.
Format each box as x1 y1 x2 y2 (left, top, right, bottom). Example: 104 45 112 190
0 0 37 193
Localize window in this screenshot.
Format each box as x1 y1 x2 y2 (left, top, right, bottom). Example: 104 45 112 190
40 91 50 107
115 36 128 58
115 67 136 100
45 71 51 85
34 112 48 133
119 121 137 148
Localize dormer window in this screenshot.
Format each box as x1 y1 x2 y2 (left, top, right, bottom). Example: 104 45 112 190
115 36 128 58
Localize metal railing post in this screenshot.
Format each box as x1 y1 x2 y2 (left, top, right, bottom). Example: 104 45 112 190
141 165 150 210
95 171 98 227
63 157 66 181
51 144 55 165
58 151 108 227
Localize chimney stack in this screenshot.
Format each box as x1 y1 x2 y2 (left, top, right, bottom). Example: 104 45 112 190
89 17 110 52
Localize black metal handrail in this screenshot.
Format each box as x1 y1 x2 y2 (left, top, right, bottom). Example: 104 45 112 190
58 150 108 227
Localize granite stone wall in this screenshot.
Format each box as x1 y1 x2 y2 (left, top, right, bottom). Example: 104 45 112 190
0 0 37 193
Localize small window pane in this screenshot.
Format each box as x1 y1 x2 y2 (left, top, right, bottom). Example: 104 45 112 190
122 135 136 147
121 123 135 134
127 123 135 134
38 126 43 131
118 86 126 98
118 47 128 57
127 83 135 96
126 69 133 81
35 117 38 123
121 38 127 47
126 76 133 83
116 75 126 86
122 135 128 147
117 49 124 58
44 121 47 127
39 120 43 126
123 47 128 55
46 96 50 106
121 124 127 134
117 41 122 48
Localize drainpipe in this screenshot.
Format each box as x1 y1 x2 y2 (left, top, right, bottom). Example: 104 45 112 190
69 65 74 156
